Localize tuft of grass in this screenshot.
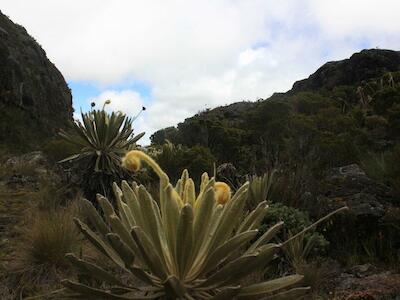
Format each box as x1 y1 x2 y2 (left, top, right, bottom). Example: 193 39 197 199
282 231 331 295
25 210 80 267
14 201 82 291
284 231 318 270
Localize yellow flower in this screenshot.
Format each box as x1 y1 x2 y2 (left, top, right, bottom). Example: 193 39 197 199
122 151 141 172
214 182 231 205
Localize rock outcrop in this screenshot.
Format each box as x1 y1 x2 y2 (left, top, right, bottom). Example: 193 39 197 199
291 49 400 92
322 164 394 218
0 11 73 152
303 164 400 260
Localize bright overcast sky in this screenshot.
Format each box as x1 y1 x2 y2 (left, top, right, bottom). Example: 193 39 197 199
1 1 400 144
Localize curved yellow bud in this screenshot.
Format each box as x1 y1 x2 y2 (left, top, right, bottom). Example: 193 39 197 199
121 151 141 172
121 150 169 186
105 99 111 104
214 182 231 205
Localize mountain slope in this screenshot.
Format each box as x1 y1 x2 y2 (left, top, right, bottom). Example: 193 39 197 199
151 49 400 174
0 11 73 152
291 49 400 92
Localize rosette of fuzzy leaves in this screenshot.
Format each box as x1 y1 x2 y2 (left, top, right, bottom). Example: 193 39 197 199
59 109 144 199
60 110 144 174
63 151 345 299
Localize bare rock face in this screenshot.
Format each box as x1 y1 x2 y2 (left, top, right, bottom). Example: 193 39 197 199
0 11 73 151
323 164 394 218
305 164 400 260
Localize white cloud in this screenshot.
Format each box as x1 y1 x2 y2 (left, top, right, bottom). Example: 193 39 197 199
88 90 151 143
309 0 400 38
90 90 144 117
1 1 400 144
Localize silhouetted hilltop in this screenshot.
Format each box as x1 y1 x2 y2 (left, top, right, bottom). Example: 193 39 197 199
291 49 400 92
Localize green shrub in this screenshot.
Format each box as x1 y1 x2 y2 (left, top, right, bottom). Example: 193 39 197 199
261 203 329 255
387 103 400 136
360 145 400 195
268 165 319 208
292 92 331 115
360 151 388 182
371 86 400 114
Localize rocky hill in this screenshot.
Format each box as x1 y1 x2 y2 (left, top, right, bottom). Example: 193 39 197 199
150 49 400 279
151 49 400 174
291 49 400 92
0 11 72 152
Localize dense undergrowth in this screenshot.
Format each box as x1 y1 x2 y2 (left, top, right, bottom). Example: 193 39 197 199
149 70 400 270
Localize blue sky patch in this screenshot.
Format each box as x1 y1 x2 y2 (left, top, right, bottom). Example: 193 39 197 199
68 79 152 113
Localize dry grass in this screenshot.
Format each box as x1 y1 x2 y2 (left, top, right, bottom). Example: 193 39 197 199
11 201 82 295
24 211 79 267
0 285 16 300
0 158 37 178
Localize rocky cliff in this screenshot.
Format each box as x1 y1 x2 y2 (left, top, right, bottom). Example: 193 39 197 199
0 11 73 152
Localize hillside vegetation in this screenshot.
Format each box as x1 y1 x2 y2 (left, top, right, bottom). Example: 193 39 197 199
152 50 400 179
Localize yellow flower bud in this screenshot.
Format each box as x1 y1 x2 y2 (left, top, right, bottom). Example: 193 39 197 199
122 151 141 172
214 182 231 205
121 150 169 186
105 99 111 104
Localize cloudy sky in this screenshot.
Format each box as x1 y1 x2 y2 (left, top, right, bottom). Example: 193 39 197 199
2 1 400 144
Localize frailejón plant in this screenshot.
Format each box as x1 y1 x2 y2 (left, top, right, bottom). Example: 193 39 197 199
59 105 144 198
246 171 276 210
60 108 144 174
63 150 346 299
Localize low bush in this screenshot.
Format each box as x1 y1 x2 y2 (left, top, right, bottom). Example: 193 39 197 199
261 203 329 256
360 144 400 196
